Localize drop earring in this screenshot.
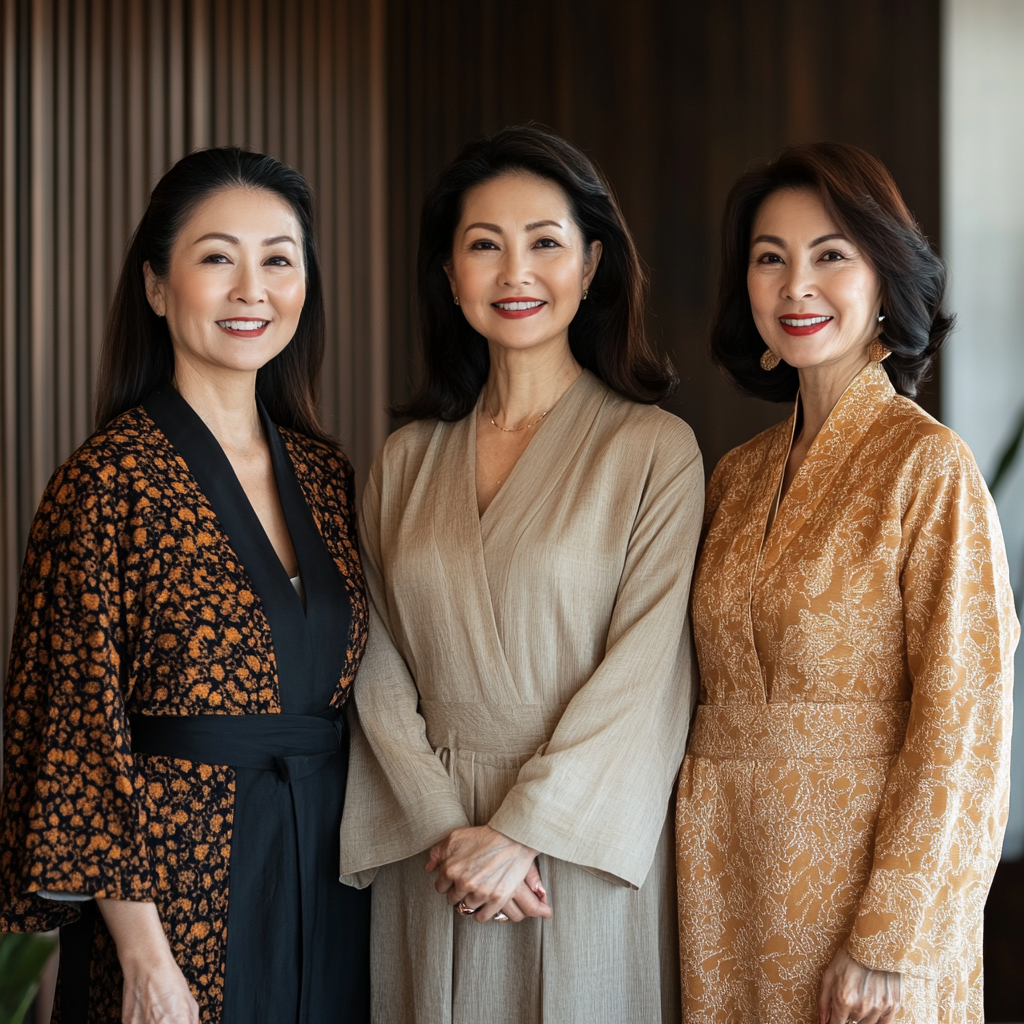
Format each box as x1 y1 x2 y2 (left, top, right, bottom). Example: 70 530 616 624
582 288 589 300
760 348 781 371
454 296 460 306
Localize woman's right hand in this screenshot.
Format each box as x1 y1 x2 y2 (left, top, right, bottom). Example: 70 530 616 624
96 897 199 1023
497 861 550 922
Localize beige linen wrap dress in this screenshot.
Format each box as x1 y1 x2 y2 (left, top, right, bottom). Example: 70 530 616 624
339 371 704 1024
676 361 1019 1023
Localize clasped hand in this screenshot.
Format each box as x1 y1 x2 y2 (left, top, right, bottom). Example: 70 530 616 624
426 825 553 923
818 948 901 1024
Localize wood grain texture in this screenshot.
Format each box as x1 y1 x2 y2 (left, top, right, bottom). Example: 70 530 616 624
385 0 942 462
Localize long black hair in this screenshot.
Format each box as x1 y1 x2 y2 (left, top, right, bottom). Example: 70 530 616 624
710 142 952 401
95 146 330 440
396 123 677 421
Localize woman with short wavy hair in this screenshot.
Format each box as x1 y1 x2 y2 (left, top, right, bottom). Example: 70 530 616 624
676 142 1018 1024
340 124 703 1024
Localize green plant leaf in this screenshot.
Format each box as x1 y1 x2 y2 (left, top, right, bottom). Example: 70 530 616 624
990 407 1024 497
0 933 58 1024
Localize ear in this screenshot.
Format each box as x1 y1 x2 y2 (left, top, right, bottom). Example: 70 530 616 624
583 239 603 292
143 261 167 317
443 261 458 302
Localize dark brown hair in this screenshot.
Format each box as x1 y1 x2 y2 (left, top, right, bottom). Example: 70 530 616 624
95 146 331 441
396 123 677 421
710 142 953 401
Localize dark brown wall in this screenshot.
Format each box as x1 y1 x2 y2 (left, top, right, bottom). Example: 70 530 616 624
386 0 942 472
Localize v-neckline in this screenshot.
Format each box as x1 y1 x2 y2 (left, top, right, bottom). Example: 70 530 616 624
474 370 591 527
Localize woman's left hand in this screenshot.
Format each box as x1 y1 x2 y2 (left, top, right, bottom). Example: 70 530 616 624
817 948 901 1024
427 825 550 921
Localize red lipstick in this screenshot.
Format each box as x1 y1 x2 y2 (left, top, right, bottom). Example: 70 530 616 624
778 313 833 337
491 297 546 320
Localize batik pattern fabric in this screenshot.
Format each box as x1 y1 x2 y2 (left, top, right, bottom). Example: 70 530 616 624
676 360 1018 1023
0 395 368 1023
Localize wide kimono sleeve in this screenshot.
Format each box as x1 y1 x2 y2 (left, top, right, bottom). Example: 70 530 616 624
845 435 1019 976
488 419 704 888
339 455 471 885
0 454 156 931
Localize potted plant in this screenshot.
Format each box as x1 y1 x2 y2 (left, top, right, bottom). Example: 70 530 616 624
0 933 58 1024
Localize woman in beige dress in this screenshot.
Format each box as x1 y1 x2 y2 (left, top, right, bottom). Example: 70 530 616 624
339 124 703 1023
676 143 1018 1024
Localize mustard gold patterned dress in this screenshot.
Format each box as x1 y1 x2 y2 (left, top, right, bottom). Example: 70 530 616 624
676 361 1018 1023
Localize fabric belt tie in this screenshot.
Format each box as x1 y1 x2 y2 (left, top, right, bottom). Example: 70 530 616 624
129 711 346 780
687 700 911 760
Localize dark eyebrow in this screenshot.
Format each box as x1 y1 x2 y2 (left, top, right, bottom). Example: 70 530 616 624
750 232 849 248
464 222 503 234
191 232 299 246
525 220 563 231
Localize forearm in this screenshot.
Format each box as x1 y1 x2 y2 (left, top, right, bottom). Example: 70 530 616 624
96 898 173 968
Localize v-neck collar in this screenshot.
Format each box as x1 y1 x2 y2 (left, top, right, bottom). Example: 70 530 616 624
758 360 896 573
142 387 352 714
473 370 606 537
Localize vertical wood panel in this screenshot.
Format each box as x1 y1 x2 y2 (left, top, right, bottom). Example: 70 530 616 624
385 0 942 462
0 0 388 683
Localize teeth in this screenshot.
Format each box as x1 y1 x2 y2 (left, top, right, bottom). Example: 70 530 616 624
780 316 831 326
219 320 269 330
495 300 544 310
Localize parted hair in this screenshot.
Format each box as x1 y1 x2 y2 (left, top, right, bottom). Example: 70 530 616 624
711 142 953 401
395 123 677 421
95 146 331 442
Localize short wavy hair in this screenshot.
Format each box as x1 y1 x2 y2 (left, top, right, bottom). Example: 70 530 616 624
710 142 952 402
395 123 677 421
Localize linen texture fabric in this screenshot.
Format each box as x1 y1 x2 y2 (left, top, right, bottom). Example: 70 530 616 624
340 371 704 1024
676 361 1019 1023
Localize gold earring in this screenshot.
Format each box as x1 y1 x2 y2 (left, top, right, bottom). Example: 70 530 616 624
869 339 890 362
760 348 781 371
582 288 589 300
454 296 460 306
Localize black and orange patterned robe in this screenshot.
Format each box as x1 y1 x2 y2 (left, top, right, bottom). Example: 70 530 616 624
0 388 370 1023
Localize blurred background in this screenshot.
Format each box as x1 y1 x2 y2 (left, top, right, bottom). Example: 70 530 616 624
0 0 1021 1019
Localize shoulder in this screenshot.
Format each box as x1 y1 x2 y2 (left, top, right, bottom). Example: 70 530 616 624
369 418 440 489
44 408 162 500
710 416 791 492
873 396 988 497
592 385 701 468
279 427 354 483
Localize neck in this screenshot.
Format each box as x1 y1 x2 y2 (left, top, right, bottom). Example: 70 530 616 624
482 336 582 427
172 354 262 453
795 350 871 447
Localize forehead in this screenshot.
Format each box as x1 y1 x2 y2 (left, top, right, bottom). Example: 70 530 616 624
459 171 572 224
180 185 302 240
751 187 838 238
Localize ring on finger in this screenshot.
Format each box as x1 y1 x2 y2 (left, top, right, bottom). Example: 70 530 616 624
493 911 509 922
456 900 476 917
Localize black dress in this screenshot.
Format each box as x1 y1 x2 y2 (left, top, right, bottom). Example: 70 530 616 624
0 387 369 1024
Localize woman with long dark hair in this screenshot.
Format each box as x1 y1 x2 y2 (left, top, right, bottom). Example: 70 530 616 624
0 147 370 1023
338 124 703 1023
676 143 1018 1023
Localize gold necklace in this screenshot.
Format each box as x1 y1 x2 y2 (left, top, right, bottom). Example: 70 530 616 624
488 408 550 432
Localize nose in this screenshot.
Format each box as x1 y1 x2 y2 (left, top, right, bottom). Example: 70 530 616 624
781 262 815 301
229 257 266 305
500 242 532 287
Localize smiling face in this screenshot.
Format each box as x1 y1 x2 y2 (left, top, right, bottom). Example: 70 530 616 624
446 171 602 357
144 186 306 383
747 187 883 374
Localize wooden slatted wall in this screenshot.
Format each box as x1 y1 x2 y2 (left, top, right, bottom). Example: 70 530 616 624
0 0 388 675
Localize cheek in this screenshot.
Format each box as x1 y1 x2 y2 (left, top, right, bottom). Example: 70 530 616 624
274 278 306 319
167 270 220 324
746 273 775 323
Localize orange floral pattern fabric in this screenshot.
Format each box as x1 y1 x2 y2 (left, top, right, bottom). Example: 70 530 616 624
676 362 1018 1023
0 406 366 1023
